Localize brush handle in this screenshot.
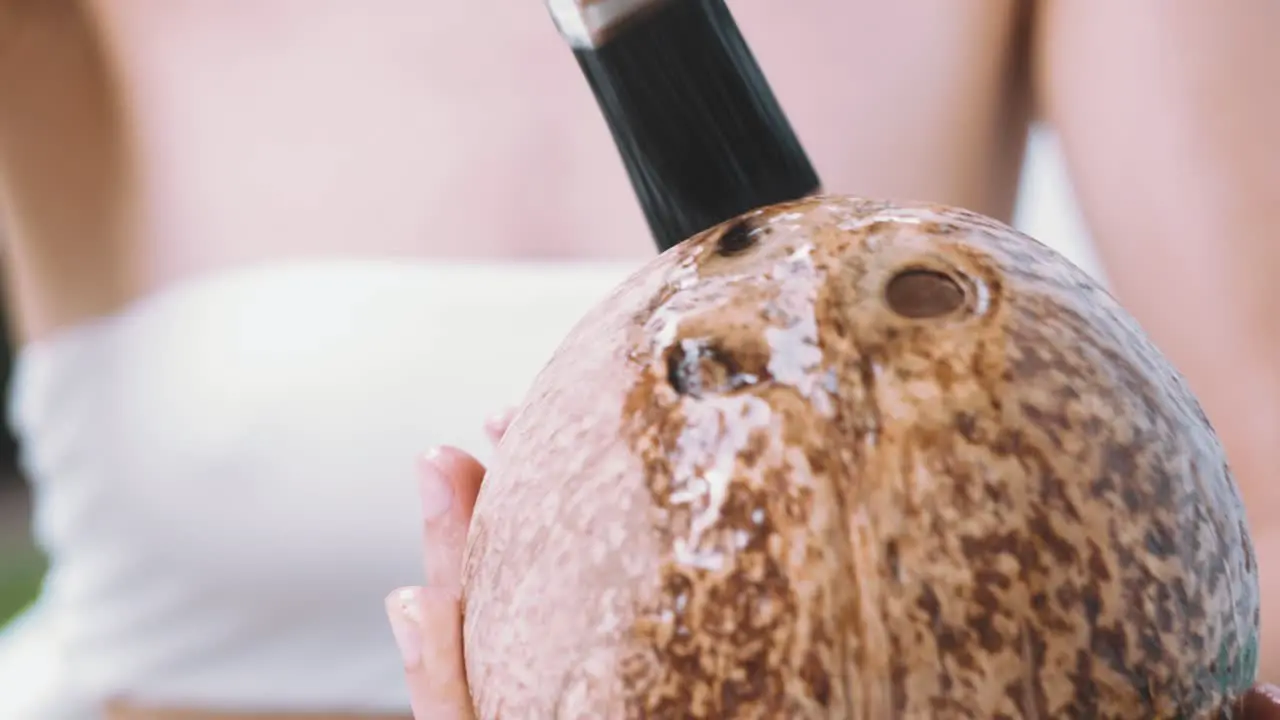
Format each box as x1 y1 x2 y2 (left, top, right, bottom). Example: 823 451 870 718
557 0 822 252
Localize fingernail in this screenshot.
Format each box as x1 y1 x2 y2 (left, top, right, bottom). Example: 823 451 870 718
385 587 424 668
484 409 515 444
418 449 454 519
1257 683 1280 708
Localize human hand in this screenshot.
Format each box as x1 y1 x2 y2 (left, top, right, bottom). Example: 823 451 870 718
384 446 480 719
383 410 515 719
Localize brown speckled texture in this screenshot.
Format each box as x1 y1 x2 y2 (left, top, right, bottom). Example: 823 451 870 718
461 196 1259 719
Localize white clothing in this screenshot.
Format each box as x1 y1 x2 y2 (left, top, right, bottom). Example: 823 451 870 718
0 258 639 717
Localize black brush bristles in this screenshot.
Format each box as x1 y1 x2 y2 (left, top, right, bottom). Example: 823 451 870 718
572 0 821 252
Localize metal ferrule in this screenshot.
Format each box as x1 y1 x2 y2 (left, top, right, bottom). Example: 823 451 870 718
545 0 665 49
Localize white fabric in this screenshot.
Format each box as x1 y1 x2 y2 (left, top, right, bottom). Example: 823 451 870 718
1014 126 1105 284
0 258 640 717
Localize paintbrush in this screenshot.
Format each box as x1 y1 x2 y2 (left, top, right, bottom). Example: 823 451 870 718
547 0 822 252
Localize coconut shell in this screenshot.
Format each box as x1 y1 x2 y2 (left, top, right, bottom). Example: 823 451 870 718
461 195 1259 718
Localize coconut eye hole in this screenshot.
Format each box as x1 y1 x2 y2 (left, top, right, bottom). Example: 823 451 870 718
884 267 967 319
665 338 764 398
714 217 764 256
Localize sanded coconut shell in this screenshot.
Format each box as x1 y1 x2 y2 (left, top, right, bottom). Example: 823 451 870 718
461 195 1259 719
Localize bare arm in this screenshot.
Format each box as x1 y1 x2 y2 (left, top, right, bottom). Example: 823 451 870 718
1034 0 1280 677
0 2 140 339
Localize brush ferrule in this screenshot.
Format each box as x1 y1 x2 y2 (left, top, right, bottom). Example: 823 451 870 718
545 0 664 49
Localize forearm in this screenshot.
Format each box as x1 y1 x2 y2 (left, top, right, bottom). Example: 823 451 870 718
0 1 139 339
1034 0 1280 677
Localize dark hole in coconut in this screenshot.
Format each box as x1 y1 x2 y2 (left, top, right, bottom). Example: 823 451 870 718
885 268 966 319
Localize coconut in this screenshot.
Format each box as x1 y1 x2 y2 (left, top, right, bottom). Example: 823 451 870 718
461 195 1259 718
